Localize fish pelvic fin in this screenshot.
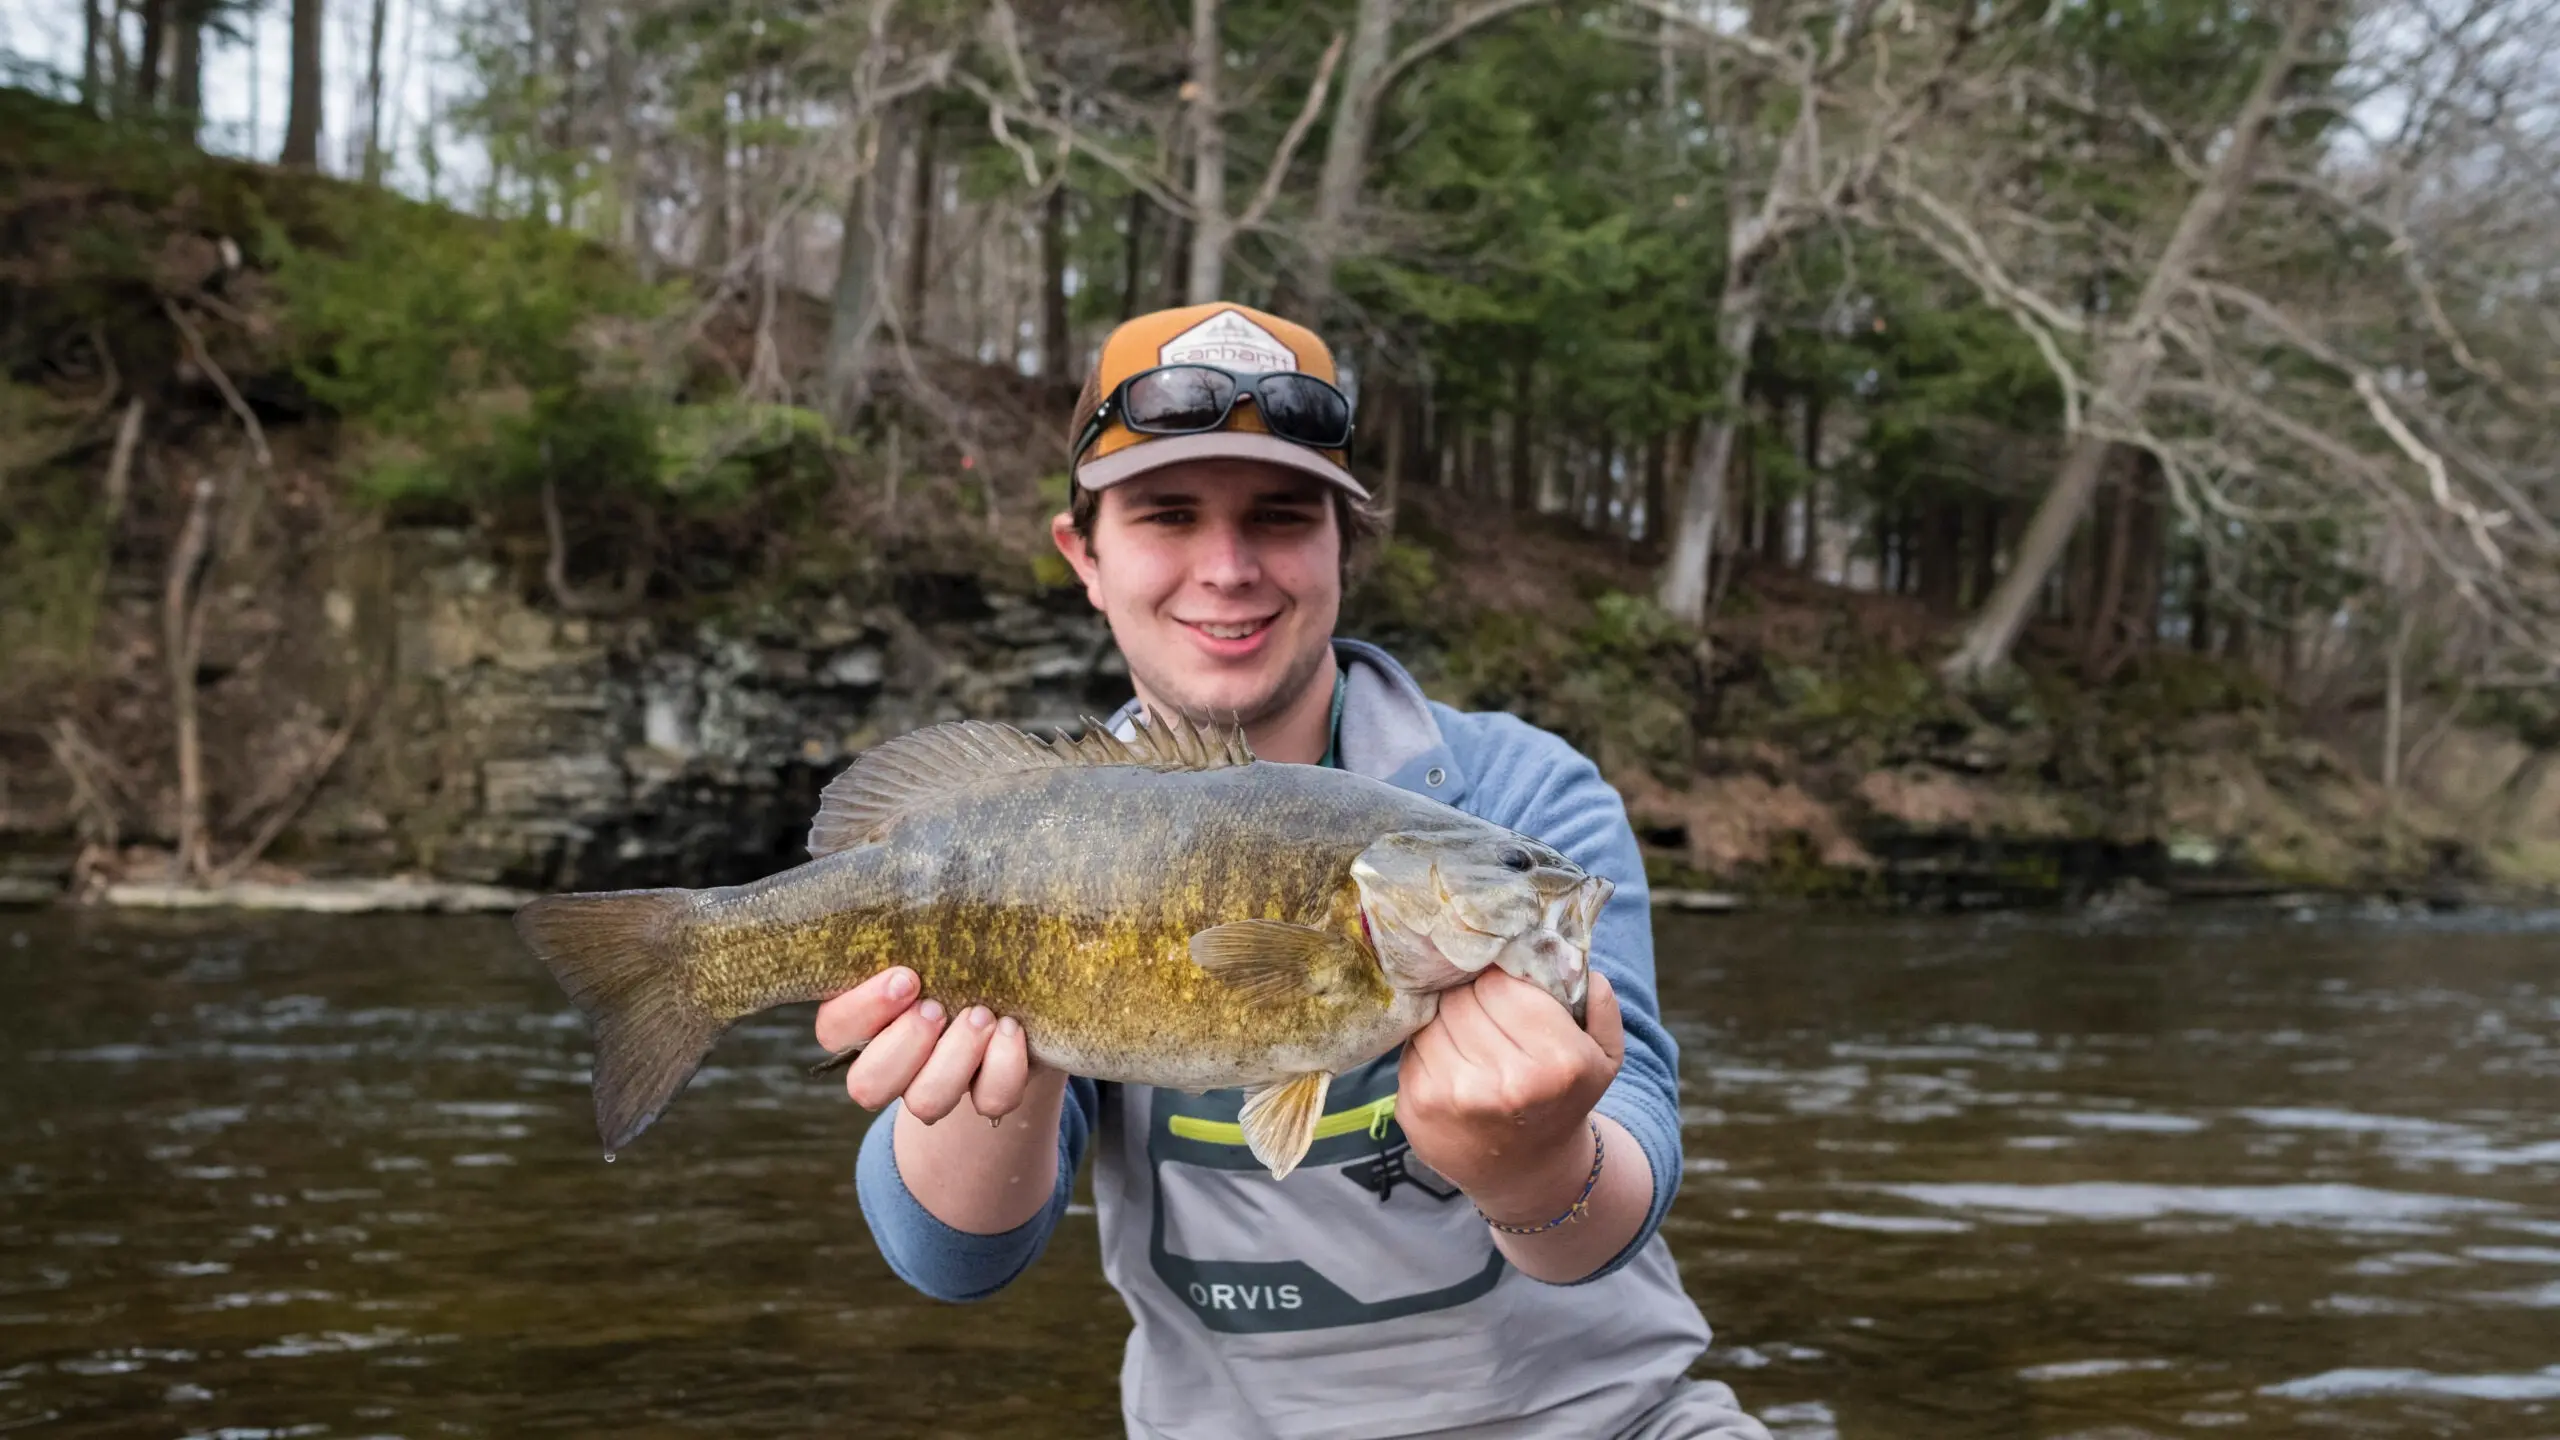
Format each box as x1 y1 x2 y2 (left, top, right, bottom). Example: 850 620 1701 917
513 888 726 1155
1239 1071 1333 1181
808 713 1254 856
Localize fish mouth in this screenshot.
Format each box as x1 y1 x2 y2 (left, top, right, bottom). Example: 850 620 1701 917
1489 874 1611 1018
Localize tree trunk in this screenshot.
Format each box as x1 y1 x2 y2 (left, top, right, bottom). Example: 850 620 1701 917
1967 498 2001 606
2116 452 2165 666
1609 442 1629 536
2063 501 2097 624
822 107 900 428
1302 0 1397 316
700 101 732 274
107 0 134 103
734 72 764 260
1158 212 1191 309
1641 436 1668 551
1157 110 1193 313
2275 575 2298 689
2382 609 2412 806
965 211 989 359
2088 449 2166 678
2082 455 2133 666
1656 8 1678 139
2187 547 2213 653
556 0 588 215
1508 361 1536 511
169 0 205 136
1378 395 1404 526
164 468 221 880
1918 495 1963 611
81 0 105 111
2219 558 2251 663
1659 277 1759 622
1119 190 1146 321
281 0 324 168
605 19 645 263
1755 416 1784 563
361 0 392 182
898 116 936 337
136 0 169 103
1184 0 1230 303
1040 185 1072 382
1938 0 2329 683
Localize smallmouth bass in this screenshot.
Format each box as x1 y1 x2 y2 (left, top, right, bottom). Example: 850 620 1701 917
514 714 1611 1179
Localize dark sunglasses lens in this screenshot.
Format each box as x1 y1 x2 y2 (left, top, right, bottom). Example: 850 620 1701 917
1254 376 1352 447
1123 368 1238 433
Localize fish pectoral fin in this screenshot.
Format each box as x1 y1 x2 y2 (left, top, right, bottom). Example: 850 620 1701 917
1188 920 1358 1005
807 1039 866 1078
1239 1071 1333 1180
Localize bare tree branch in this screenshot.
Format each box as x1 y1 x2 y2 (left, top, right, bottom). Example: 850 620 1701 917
1236 31 1346 233
1371 0 1553 103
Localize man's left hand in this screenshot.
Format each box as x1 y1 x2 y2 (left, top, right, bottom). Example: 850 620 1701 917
1395 968 1624 1224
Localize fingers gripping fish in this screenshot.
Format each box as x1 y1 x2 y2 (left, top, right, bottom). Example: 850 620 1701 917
513 713 1611 1181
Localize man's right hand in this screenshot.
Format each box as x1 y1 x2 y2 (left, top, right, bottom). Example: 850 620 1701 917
822 967 1070 1237
814 966 1041 1124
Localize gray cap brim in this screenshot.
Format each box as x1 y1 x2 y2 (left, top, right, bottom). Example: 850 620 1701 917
1075 431 1369 500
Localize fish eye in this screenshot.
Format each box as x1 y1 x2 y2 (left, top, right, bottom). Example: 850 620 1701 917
1499 847 1533 873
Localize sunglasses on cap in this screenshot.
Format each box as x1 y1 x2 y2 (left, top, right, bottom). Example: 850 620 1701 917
1072 364 1356 463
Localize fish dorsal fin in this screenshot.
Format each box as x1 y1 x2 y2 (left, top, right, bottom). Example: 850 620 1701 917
806 712 1255 856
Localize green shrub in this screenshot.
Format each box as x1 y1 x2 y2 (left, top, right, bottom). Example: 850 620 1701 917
0 466 107 682
276 208 677 510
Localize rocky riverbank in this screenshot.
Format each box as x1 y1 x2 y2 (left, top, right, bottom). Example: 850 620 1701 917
6 510 2552 913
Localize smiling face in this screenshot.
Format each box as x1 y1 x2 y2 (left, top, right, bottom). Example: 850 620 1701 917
1052 459 1345 760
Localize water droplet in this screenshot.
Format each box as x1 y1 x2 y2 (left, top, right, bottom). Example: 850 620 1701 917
603 1152 617 1164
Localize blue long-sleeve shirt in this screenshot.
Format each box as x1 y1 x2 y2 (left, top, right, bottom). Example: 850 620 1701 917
854 640 1759 1440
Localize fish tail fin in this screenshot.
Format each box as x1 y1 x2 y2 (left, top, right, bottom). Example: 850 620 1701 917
514 888 726 1154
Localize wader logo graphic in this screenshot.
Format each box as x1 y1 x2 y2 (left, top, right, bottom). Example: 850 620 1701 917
1159 311 1299 373
1186 1281 1305 1313
1342 1143 1461 1205
1144 1054 1504 1334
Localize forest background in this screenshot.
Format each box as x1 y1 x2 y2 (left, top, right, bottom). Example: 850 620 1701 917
1 0 2557 906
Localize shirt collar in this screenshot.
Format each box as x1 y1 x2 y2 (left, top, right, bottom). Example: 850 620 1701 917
1103 638 1466 805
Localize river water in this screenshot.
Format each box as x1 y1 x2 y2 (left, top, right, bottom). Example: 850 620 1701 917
3 906 2557 1438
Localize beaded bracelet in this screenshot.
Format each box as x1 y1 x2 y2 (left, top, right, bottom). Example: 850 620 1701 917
1478 1120 1605 1236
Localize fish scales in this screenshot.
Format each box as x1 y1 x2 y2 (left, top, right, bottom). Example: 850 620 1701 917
682 763 1409 1077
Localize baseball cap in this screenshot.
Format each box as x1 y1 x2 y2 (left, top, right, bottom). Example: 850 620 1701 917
1069 302 1368 500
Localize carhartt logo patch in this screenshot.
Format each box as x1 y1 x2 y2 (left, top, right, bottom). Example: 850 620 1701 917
1160 311 1299 373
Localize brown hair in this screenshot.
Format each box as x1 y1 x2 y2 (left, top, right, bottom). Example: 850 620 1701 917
1065 481 1389 584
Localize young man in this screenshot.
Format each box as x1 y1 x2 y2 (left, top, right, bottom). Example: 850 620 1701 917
816 304 1768 1440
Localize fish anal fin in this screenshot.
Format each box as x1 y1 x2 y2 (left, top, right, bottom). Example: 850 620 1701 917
1239 1071 1332 1180
807 713 1254 857
1188 920 1358 1005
